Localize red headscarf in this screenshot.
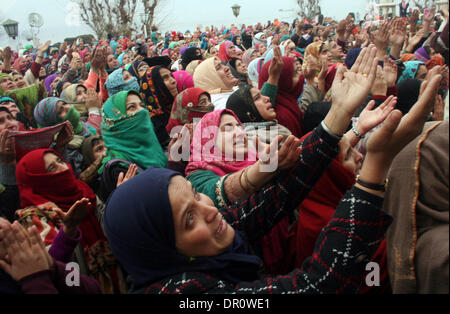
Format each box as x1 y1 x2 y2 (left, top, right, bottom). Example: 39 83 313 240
15 148 126 294
166 87 212 134
218 40 234 63
258 56 304 138
16 149 96 210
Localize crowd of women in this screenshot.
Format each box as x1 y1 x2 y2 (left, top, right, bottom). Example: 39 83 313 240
0 6 448 294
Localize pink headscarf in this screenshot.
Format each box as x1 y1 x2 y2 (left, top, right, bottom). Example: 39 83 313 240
172 70 194 92
185 109 258 177
13 57 28 75
218 40 234 63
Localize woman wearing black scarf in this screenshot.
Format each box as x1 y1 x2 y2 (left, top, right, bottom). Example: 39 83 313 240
180 47 203 71
232 35 246 51
227 58 251 86
139 65 178 148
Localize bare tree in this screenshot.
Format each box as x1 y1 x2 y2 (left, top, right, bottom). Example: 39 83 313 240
411 0 436 11
142 0 159 36
296 0 321 21
78 0 163 39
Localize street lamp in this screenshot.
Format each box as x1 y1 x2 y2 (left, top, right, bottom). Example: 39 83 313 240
231 4 241 26
2 19 19 40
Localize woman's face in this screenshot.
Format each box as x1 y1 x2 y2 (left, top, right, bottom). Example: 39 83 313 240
125 93 145 115
235 37 241 45
51 76 62 90
0 76 17 92
92 139 106 160
169 175 235 257
235 59 247 74
209 47 218 57
338 136 363 174
329 41 344 59
214 58 238 89
76 86 87 103
320 46 333 64
250 88 276 121
197 93 212 108
115 46 123 55
416 65 428 81
227 44 237 58
107 54 119 69
137 63 149 78
39 67 47 78
286 42 297 58
21 58 30 68
159 68 178 97
12 73 26 89
56 101 72 119
292 59 303 87
258 44 267 55
43 152 69 174
215 113 248 159
0 111 19 132
122 70 134 83
122 53 131 65
0 101 19 118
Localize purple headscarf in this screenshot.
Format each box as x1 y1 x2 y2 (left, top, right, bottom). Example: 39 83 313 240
44 74 60 93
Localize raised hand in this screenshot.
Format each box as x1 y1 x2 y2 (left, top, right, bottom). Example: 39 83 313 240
371 65 388 96
408 9 420 32
355 96 397 135
275 135 302 170
389 19 407 47
116 164 138 187
361 69 442 185
0 221 52 281
0 130 16 166
85 88 102 109
373 21 390 57
39 40 51 54
268 44 284 84
62 198 92 237
383 56 398 88
326 45 379 135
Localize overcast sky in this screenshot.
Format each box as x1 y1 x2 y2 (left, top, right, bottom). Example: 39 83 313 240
1 0 372 47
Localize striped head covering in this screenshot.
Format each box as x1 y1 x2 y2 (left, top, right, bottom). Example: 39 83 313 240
34 97 63 127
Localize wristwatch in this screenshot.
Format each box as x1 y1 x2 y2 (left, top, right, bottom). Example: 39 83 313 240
356 175 389 192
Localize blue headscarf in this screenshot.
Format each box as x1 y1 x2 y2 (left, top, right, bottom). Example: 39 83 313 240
104 68 140 97
397 61 425 84
103 167 261 288
345 48 362 69
110 40 119 54
117 52 128 66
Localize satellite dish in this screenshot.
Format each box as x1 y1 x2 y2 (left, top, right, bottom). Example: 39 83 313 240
28 13 44 28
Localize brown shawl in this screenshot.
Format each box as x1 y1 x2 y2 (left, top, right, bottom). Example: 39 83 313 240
384 121 449 294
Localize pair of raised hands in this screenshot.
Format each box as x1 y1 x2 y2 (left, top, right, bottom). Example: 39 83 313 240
0 218 53 281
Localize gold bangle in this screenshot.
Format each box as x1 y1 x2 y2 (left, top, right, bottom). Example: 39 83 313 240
239 169 252 193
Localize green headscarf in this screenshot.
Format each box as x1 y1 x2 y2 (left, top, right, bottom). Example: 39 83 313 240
99 90 168 174
0 73 13 95
6 82 47 128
